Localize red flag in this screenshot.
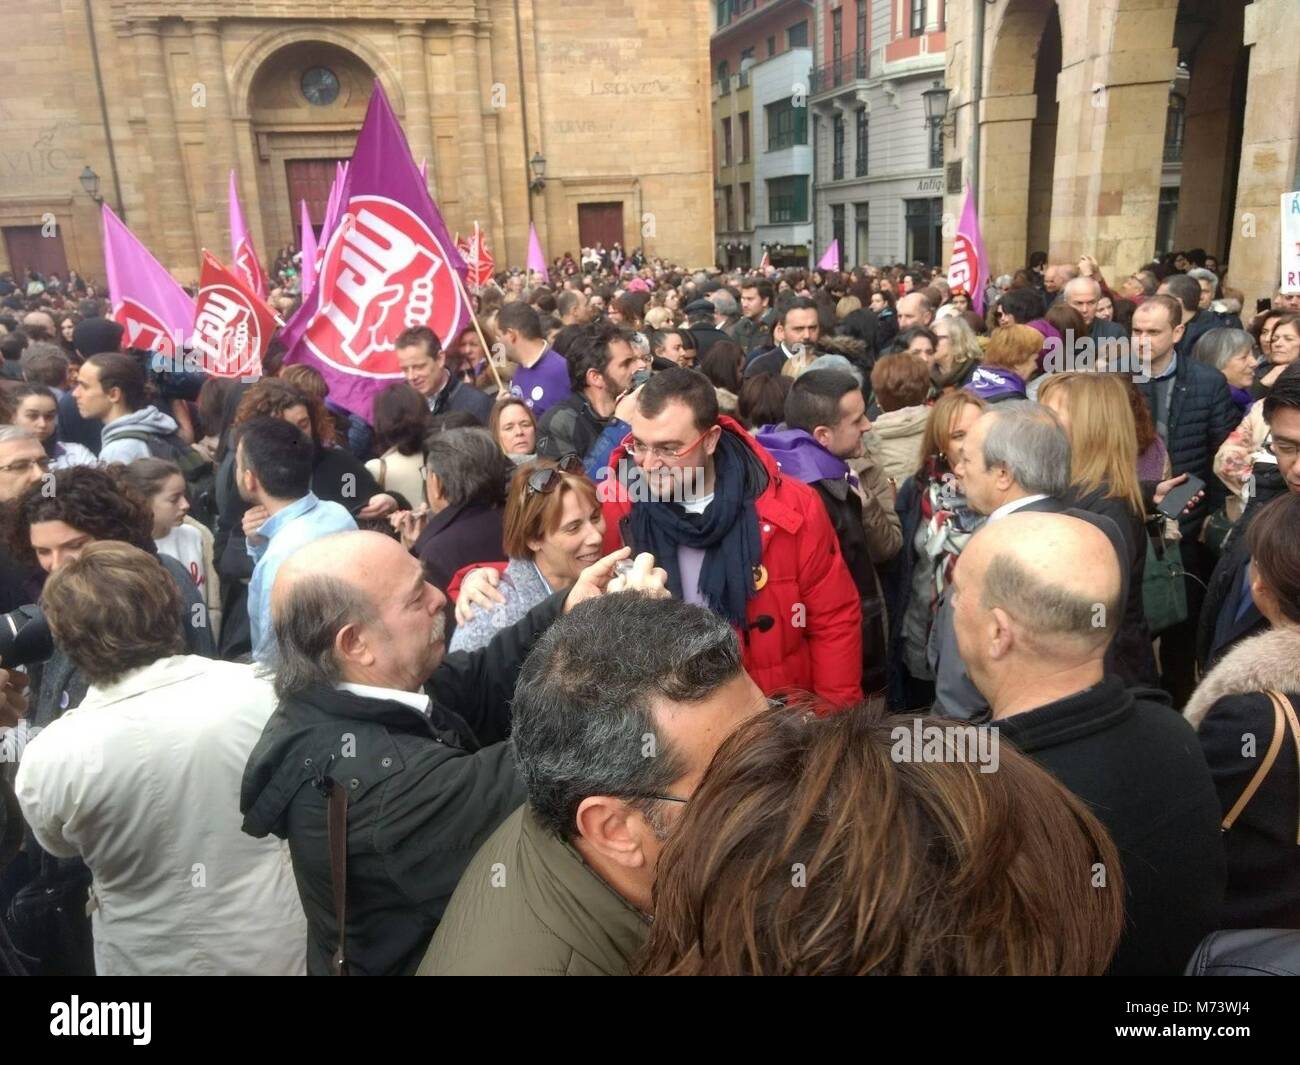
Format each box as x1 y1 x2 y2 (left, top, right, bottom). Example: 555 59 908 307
457 224 495 288
192 250 280 379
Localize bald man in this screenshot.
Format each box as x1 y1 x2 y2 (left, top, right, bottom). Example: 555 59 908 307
240 530 662 975
895 292 934 332
1063 276 1126 344
952 513 1224 976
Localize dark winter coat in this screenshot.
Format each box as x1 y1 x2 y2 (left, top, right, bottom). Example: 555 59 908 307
999 674 1226 975
240 592 566 976
1184 627 1300 930
1136 356 1239 530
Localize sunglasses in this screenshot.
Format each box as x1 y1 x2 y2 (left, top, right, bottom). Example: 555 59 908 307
526 453 584 494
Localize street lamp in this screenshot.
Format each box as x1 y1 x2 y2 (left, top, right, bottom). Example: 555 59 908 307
922 80 950 129
79 165 103 205
528 152 547 193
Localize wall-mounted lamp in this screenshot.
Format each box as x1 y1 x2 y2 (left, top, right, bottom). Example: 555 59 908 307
79 165 104 205
528 152 547 193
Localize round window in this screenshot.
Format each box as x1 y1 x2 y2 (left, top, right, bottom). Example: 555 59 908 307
301 67 341 107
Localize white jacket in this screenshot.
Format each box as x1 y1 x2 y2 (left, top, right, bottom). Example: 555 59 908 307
15 656 306 975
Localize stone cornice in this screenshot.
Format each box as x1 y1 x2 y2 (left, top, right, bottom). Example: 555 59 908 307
109 2 477 31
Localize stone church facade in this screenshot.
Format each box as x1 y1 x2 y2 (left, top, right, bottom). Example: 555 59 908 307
0 0 715 282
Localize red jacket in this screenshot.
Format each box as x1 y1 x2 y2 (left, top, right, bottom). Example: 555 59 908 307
599 417 863 708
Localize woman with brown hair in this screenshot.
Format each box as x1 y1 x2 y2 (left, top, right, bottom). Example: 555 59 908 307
488 394 538 462
886 390 986 711
1038 372 1158 686
638 700 1125 975
449 456 605 653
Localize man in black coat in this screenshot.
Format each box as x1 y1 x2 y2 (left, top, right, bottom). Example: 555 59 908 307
744 297 822 378
1198 365 1300 670
1133 295 1240 703
951 511 1225 975
240 529 652 975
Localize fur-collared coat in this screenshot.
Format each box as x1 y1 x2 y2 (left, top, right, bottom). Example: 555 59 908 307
1185 625 1300 929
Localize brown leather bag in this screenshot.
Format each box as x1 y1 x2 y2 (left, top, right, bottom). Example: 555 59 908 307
1221 691 1300 843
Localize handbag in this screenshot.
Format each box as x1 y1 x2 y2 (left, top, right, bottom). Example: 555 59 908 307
3 848 95 976
1142 521 1188 636
1221 691 1300 840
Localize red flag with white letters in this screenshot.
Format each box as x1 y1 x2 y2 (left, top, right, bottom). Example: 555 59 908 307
191 250 280 379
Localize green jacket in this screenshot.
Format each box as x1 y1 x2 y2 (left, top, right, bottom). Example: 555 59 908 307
416 804 650 976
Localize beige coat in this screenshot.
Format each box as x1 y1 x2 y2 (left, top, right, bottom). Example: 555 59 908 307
864 405 929 487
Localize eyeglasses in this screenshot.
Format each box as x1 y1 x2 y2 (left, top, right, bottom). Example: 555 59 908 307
1265 435 1300 460
624 426 714 461
624 792 689 805
0 455 51 475
526 453 584 494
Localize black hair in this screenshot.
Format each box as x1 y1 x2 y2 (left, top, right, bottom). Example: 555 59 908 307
998 287 1046 325
636 366 719 433
1263 361 1300 424
236 416 314 499
497 301 544 340
564 321 627 392
784 370 859 435
778 296 819 327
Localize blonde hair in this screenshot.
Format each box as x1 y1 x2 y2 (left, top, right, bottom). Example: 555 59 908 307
1037 373 1143 518
835 295 862 321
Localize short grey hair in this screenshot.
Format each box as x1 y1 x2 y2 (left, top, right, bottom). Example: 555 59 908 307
1063 276 1101 300
1192 327 1254 372
271 572 377 699
422 427 509 508
980 401 1071 499
994 274 1013 289
709 289 739 317
20 341 70 387
1186 267 1219 290
511 594 744 841
981 551 1117 651
0 426 39 447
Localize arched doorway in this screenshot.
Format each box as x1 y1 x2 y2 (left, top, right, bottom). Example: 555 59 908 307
1027 4 1061 261
246 41 377 258
1165 0 1249 265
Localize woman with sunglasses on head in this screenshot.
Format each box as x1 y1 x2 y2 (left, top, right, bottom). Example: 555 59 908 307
449 456 605 653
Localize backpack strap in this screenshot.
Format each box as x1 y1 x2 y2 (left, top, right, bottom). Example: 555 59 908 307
1220 691 1292 833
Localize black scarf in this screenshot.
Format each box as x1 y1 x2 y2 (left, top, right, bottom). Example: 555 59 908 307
629 429 763 627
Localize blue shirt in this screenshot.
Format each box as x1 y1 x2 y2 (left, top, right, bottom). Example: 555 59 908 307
247 492 358 665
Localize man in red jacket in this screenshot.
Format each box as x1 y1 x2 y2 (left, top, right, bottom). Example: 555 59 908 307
598 367 862 708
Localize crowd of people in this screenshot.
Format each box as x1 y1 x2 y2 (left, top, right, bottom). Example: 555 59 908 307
0 241 1297 977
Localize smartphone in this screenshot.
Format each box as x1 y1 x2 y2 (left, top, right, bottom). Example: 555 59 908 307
1157 474 1205 520
1256 298 1272 314
629 368 653 390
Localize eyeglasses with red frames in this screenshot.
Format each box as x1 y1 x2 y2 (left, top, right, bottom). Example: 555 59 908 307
622 426 715 461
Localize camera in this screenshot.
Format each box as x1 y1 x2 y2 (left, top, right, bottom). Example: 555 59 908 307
0 605 53 669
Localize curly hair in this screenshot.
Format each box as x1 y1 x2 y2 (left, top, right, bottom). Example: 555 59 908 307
11 464 154 565
232 377 334 446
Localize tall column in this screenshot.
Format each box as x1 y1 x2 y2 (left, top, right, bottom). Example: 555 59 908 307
397 21 437 199
188 18 239 256
130 20 198 271
452 21 491 234
976 92 1037 275
476 21 507 260
1051 44 1178 280
1229 0 1300 307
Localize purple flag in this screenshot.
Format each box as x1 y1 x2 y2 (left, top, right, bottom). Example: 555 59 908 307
229 170 268 299
283 81 471 423
948 185 988 315
527 222 549 284
299 199 317 296
102 204 194 359
816 239 840 272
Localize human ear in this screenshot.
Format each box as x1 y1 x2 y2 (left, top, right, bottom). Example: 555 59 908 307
988 607 1015 660
574 795 649 871
335 621 376 669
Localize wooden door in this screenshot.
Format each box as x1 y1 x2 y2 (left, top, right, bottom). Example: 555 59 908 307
285 158 346 244
3 225 69 280
577 202 624 249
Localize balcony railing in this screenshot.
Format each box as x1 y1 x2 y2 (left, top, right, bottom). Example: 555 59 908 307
809 50 870 94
